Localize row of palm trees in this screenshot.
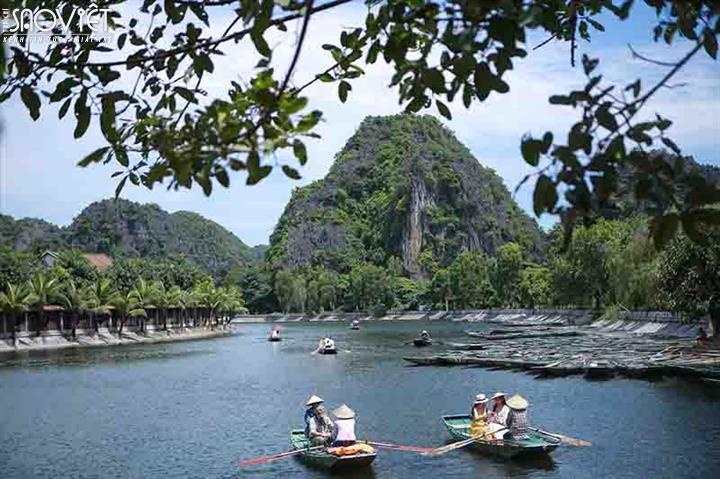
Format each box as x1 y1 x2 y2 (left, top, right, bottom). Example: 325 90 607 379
0 273 246 344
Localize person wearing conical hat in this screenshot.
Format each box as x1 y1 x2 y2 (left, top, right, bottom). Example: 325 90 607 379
505 395 530 440
331 404 357 447
469 394 492 438
488 392 509 439
304 395 335 446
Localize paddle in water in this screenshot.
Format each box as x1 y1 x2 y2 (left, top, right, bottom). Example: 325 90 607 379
423 428 508 456
365 440 433 453
531 428 592 446
239 446 325 466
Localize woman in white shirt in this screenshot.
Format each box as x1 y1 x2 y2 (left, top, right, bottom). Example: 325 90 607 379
488 392 510 439
331 404 357 447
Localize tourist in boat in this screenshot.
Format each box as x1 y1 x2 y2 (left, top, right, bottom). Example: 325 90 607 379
487 392 509 439
469 394 492 438
505 394 530 440
304 395 335 446
331 404 357 447
316 336 335 352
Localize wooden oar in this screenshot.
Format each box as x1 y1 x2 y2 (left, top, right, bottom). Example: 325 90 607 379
531 428 592 446
366 441 433 453
239 446 325 466
423 428 508 457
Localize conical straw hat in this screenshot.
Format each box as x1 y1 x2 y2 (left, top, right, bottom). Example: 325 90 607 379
333 404 356 419
507 394 528 410
306 395 324 407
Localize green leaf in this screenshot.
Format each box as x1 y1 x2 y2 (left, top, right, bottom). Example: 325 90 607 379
293 140 308 165
533 175 558 216
20 86 41 121
282 165 301 180
77 147 110 167
338 81 351 103
215 167 230 188
247 165 272 185
100 97 117 142
595 103 618 131
58 97 72 119
251 31 272 58
114 175 128 198
703 29 718 59
521 135 543 167
73 93 91 139
661 137 681 154
436 100 451 120
174 87 196 104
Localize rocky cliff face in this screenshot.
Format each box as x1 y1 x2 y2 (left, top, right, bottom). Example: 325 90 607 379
268 114 545 277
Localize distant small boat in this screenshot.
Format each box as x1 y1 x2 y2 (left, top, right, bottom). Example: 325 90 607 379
350 320 360 330
318 346 337 354
268 335 281 342
442 415 560 458
413 338 432 347
290 430 376 470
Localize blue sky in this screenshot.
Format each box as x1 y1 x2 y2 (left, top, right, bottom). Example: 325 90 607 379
1 2 718 246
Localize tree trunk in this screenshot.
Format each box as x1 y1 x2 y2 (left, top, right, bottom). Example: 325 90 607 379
708 298 720 339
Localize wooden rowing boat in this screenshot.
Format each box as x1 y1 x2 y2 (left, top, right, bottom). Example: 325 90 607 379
413 338 432 347
442 415 560 458
290 430 376 471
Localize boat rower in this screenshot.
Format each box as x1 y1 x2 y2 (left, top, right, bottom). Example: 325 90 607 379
505 395 530 440
331 404 357 447
420 330 431 340
304 395 335 446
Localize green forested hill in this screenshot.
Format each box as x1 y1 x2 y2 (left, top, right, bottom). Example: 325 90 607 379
268 114 545 277
1 199 256 278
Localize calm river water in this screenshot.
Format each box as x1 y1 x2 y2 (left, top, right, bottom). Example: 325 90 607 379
1 321 719 478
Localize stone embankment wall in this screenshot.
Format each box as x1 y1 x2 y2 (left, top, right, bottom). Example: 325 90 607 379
233 309 702 338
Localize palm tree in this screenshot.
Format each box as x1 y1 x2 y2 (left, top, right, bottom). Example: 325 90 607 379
0 282 35 346
129 278 155 333
152 281 170 331
111 292 147 339
87 278 119 331
166 286 184 329
27 273 60 334
58 280 88 340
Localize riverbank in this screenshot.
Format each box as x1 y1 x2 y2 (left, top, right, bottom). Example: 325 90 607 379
0 327 231 354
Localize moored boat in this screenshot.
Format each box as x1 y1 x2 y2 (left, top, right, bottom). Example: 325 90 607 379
290 430 376 471
441 414 560 458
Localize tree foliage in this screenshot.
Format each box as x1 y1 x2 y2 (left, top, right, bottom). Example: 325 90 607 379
3 1 718 245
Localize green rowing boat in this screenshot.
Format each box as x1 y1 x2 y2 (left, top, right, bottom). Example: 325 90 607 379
442 415 560 458
290 430 376 471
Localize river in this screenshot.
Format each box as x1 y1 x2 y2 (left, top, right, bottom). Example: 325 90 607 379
1 321 719 478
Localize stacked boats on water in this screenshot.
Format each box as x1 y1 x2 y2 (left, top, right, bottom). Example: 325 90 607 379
404 316 720 382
